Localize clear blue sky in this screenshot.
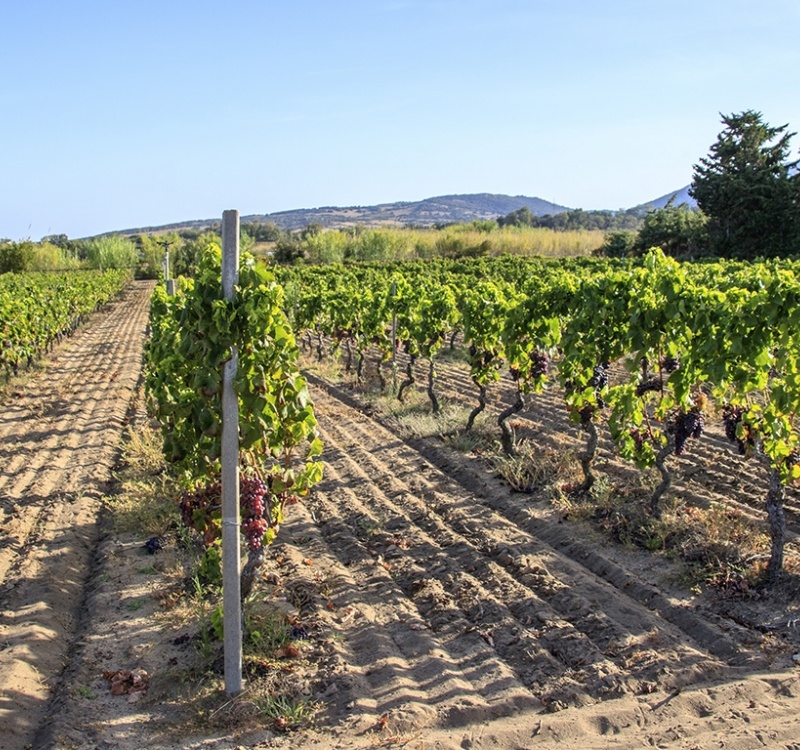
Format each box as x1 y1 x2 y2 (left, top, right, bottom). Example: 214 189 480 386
2 0 799 240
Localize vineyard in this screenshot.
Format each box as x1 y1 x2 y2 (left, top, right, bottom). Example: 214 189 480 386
275 249 800 585
0 269 131 380
3 250 800 750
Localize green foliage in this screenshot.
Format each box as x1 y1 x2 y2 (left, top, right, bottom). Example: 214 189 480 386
242 221 282 242
0 240 35 273
0 269 131 377
145 245 323 486
84 235 138 269
691 110 800 258
272 237 306 265
498 206 644 232
634 202 708 258
595 230 638 258
279 252 800 577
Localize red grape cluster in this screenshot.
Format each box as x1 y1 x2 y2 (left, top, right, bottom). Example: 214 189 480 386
240 475 270 551
179 482 222 543
636 378 663 397
660 355 680 374
589 361 610 390
178 475 272 551
529 350 549 379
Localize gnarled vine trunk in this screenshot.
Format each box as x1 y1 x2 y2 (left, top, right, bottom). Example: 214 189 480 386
316 330 325 361
465 377 486 432
498 388 525 456
240 548 266 601
765 465 786 585
397 354 416 402
427 358 439 414
356 351 365 381
649 440 675 518
575 420 599 493
343 338 353 373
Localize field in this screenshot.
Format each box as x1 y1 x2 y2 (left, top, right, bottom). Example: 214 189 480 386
1 281 800 750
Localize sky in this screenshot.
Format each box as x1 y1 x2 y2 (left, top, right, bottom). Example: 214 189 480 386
2 0 799 241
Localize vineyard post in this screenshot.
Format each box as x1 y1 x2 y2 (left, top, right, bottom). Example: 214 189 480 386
390 280 398 393
221 209 243 694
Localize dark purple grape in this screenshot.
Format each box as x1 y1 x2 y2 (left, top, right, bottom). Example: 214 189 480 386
636 378 662 397
660 355 680 374
674 410 705 456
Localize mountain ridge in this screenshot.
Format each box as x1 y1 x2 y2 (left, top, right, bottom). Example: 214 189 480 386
114 187 696 236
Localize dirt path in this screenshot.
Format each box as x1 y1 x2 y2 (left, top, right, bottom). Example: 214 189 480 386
0 281 154 750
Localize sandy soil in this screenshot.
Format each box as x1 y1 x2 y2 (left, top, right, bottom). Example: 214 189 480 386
2 293 800 750
0 281 154 750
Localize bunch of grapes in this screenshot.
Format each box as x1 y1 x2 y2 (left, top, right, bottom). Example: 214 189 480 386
589 361 610 390
589 361 610 408
240 475 270 551
636 378 663 397
179 482 222 541
673 410 705 456
660 355 680 374
529 350 549 379
178 475 273 551
722 404 749 455
629 428 647 452
469 344 497 369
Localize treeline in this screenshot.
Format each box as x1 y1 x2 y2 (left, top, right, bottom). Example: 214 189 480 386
496 205 645 232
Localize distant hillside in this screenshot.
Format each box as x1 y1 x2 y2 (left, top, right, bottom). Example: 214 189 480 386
636 185 697 211
245 193 571 231
116 193 571 236
112 188 695 238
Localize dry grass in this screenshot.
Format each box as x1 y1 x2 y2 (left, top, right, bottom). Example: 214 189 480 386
488 439 580 494
552 480 800 595
107 411 178 537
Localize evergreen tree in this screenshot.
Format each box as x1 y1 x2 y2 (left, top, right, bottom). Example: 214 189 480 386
690 111 799 258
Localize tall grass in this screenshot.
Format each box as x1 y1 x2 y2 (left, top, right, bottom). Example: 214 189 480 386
83 235 138 269
299 225 604 263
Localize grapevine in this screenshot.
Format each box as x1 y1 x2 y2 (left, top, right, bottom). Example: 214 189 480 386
146 244 323 598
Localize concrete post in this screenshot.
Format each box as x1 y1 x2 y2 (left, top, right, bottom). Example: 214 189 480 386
221 209 243 695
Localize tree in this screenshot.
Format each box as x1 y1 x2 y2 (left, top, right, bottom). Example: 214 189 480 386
595 230 638 258
497 206 535 228
690 111 800 258
634 200 708 258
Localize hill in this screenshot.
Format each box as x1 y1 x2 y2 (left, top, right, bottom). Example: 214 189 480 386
115 193 571 236
112 187 694 237
635 184 697 211
244 193 571 231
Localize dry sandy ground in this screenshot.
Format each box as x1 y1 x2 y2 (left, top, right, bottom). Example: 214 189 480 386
2 286 800 750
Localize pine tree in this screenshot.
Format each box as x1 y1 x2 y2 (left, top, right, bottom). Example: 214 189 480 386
690 110 800 258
